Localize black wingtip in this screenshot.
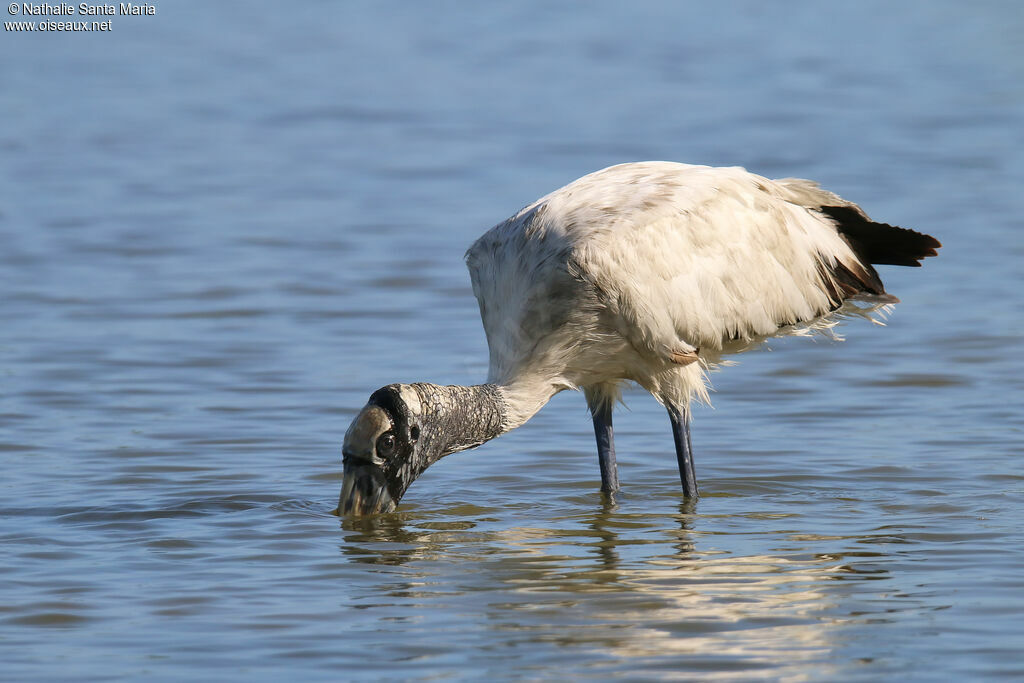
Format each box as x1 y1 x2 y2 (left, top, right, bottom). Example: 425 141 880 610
820 205 941 267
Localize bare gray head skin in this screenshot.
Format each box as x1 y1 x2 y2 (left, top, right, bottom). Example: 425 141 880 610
337 383 507 517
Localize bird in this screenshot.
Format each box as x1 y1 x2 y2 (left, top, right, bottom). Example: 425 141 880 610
336 161 940 516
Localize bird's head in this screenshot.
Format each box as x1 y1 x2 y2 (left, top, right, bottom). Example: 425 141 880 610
337 384 432 517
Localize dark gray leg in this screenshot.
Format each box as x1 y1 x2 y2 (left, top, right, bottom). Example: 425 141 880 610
588 398 619 493
668 407 698 498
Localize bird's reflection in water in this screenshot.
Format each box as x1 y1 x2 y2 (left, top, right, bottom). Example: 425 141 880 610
337 508 460 566
334 494 906 674
585 494 626 574
335 491 712 589
580 496 701 579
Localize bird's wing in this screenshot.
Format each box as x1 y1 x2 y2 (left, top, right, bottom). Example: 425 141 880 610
466 162 938 389
561 163 877 359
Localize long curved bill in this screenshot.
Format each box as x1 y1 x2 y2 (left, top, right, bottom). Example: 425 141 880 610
337 463 396 516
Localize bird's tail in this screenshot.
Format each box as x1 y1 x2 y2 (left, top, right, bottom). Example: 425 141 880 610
817 205 942 268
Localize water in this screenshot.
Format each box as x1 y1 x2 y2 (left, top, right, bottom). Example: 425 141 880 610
2 1 1023 679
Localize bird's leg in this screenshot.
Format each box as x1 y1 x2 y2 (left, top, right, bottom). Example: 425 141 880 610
588 397 620 493
668 407 698 498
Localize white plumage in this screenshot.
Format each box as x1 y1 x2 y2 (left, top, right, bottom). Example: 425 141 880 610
467 161 916 428
338 161 940 515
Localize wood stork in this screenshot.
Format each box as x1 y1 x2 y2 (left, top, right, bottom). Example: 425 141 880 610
337 161 940 516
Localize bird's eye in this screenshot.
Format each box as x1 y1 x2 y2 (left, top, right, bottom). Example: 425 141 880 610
376 432 397 457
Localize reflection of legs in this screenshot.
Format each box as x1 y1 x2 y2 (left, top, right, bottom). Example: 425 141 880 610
668 407 698 498
587 394 619 494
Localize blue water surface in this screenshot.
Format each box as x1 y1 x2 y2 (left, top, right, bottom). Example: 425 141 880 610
2 2 1023 680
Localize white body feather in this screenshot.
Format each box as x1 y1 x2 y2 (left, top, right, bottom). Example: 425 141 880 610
466 162 890 428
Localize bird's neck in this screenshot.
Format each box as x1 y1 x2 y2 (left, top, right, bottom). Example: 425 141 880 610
409 383 509 459
408 379 559 457
406 379 560 464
